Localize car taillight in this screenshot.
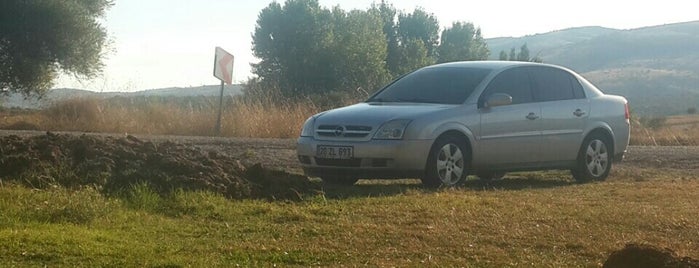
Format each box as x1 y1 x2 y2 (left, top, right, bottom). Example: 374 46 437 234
624 103 630 120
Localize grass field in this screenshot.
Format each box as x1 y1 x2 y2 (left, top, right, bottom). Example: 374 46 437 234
1 168 698 267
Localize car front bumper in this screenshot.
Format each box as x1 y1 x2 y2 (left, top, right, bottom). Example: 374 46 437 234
296 137 433 179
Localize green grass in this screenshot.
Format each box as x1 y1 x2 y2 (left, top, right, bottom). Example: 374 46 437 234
1 170 698 267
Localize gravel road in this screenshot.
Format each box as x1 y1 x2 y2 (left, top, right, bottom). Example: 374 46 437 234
2 130 697 175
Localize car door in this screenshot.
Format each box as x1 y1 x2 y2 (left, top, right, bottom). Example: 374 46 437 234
477 67 542 168
530 66 590 163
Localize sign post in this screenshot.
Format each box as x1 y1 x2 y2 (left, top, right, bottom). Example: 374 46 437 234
213 47 234 135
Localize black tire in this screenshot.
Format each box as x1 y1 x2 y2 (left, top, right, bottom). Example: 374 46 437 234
476 172 506 181
320 176 359 186
572 133 613 183
421 135 470 188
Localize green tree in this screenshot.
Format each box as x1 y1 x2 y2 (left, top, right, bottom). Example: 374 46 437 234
380 8 440 76
331 9 390 95
397 8 440 59
370 1 400 77
394 38 434 75
516 44 530 61
499 50 508 60
252 0 390 97
436 22 489 63
500 43 542 62
0 0 113 96
251 0 335 96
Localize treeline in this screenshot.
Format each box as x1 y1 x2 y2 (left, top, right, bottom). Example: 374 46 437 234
245 0 492 99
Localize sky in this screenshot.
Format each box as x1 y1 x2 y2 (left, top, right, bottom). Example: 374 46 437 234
55 0 698 92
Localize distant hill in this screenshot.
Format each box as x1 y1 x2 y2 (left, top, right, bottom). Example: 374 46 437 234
487 26 619 59
1 84 243 109
487 21 699 116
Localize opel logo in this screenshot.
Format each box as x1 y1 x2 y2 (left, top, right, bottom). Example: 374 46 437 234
334 126 344 136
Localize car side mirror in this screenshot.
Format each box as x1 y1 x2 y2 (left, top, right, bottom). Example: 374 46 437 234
485 93 513 108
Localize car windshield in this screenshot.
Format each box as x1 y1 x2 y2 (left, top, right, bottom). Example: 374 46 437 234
368 67 491 104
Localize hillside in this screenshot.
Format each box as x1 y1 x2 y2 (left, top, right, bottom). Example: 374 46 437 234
0 84 243 109
487 21 699 116
487 26 619 59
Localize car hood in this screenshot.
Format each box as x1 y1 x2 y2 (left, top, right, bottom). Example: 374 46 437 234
314 102 453 127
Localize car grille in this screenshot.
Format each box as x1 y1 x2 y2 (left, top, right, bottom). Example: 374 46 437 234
316 125 372 138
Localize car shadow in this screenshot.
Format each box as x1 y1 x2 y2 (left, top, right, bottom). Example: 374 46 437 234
318 175 575 200
461 177 575 191
318 179 423 199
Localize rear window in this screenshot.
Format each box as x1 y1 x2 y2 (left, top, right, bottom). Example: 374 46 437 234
368 67 491 104
530 67 581 102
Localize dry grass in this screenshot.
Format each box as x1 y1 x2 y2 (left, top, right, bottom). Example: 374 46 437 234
631 114 699 146
2 97 699 144
0 96 323 138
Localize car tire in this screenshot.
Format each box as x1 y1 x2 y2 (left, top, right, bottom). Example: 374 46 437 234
320 176 359 186
477 172 506 181
572 134 612 183
422 135 470 188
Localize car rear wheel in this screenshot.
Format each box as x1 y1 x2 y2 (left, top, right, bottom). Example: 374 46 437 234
320 176 359 186
572 134 612 183
422 135 469 188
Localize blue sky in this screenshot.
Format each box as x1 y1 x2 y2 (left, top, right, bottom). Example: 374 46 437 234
55 0 698 92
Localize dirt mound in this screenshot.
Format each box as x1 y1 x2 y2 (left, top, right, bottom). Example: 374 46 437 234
0 133 316 199
604 243 699 268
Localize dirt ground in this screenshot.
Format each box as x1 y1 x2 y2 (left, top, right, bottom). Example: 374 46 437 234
2 129 698 176
0 131 314 200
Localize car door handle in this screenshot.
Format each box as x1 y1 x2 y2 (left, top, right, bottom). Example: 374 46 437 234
574 109 587 117
526 112 539 120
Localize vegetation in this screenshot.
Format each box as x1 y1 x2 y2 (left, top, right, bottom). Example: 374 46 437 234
436 22 489 63
1 168 698 266
498 43 543 62
0 95 324 138
0 0 113 96
251 0 488 98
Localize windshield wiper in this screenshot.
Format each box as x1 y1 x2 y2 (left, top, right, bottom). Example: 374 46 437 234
367 97 394 103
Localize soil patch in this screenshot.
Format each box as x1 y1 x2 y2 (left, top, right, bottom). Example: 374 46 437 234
0 133 316 200
604 243 699 268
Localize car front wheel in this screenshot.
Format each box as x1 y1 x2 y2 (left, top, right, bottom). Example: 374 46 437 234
572 134 612 183
422 135 469 188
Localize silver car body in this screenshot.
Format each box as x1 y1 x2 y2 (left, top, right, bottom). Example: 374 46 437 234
297 61 630 181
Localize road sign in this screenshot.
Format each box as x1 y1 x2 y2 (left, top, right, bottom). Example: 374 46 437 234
213 47 234 85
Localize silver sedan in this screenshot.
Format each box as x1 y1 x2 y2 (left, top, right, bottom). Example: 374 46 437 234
297 61 630 187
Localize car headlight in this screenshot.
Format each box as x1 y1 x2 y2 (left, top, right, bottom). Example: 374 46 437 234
300 116 315 137
373 119 411 140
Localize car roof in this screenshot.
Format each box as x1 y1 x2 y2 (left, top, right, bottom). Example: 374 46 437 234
425 60 556 71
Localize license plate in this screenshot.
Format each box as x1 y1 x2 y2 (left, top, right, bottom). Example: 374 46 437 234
316 146 353 159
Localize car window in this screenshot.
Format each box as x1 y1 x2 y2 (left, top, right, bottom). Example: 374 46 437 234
571 75 586 99
368 67 491 105
480 67 533 106
530 67 578 102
